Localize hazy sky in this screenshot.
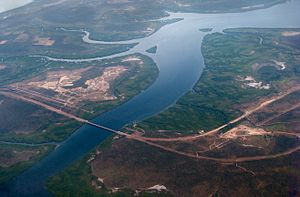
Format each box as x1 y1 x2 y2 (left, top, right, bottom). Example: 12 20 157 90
0 0 33 13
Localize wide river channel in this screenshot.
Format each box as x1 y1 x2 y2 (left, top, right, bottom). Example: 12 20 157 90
1 1 300 196
0 0 33 13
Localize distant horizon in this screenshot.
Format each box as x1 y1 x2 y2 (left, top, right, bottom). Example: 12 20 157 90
0 0 33 13
0 0 299 196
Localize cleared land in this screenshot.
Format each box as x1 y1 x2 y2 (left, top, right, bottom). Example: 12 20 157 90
0 54 158 142
0 54 159 184
139 28 300 133
0 0 292 195
47 28 300 196
12 65 128 103
0 0 165 183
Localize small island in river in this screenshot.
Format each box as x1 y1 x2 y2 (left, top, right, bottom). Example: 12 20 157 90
146 46 158 54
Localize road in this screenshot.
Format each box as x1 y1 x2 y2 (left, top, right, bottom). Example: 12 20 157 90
129 135 300 163
257 101 300 126
137 85 300 142
8 86 92 113
0 90 87 123
1 89 299 163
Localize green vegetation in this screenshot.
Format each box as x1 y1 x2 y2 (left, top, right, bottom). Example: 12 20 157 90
0 120 82 144
0 54 159 143
114 54 158 99
0 0 286 54
0 0 163 180
47 132 300 197
46 137 171 197
139 28 300 133
146 46 158 54
199 28 213 32
47 137 115 197
77 53 159 120
0 144 54 184
0 0 294 194
166 0 287 13
0 53 159 182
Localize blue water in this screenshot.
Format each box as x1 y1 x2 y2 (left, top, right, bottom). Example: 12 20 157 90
1 0 300 196
0 0 33 13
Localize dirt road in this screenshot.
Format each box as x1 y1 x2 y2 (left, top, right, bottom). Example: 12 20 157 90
0 90 87 123
257 102 300 126
131 135 300 163
1 89 299 163
139 86 300 142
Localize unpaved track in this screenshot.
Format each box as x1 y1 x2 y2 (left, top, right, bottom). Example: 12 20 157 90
139 86 300 142
130 135 300 163
1 89 299 163
257 102 300 126
0 91 87 123
9 87 92 113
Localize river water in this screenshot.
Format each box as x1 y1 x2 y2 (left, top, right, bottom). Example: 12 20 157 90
0 0 33 13
1 1 300 196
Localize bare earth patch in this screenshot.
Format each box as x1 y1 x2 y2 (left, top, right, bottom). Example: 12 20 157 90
272 60 286 70
238 75 270 90
221 125 269 139
84 66 128 101
281 31 300 37
0 40 7 45
33 36 55 46
121 57 142 63
12 66 128 104
252 61 286 71
0 64 6 70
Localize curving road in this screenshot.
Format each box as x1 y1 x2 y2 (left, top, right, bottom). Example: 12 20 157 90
1 1 300 196
1 88 299 164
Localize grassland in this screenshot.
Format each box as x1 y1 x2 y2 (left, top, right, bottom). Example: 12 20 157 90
78 54 159 120
0 0 294 195
0 54 159 183
0 0 287 48
0 0 167 185
0 144 54 184
139 28 300 133
167 0 287 13
45 28 300 197
46 133 300 197
46 137 172 197
0 54 159 143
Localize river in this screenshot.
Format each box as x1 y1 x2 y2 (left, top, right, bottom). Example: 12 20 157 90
0 0 33 13
1 0 300 196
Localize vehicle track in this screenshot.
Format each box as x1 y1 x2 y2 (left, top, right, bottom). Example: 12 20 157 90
257 102 300 126
138 86 300 142
1 89 299 163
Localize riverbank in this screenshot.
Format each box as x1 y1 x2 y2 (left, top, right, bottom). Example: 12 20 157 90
0 144 54 184
0 53 159 184
138 28 300 133
1 1 300 196
168 0 288 14
47 28 300 196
